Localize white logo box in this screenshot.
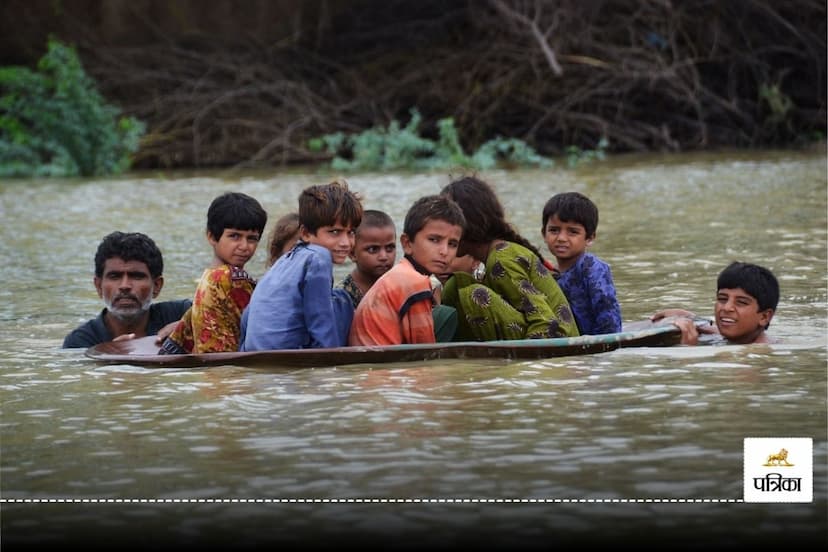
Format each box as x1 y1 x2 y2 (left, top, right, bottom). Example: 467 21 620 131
743 437 813 503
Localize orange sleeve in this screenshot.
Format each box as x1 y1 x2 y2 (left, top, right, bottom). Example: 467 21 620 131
349 289 403 346
349 260 435 346
399 296 436 344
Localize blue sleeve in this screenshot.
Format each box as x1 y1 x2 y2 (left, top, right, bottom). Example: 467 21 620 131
238 307 249 351
331 288 355 346
586 258 623 334
302 252 342 348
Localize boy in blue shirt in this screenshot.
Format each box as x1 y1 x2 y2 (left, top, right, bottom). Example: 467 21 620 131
542 192 622 335
240 179 363 350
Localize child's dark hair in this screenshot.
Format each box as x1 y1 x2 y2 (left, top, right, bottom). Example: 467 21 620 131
403 195 465 239
717 262 779 318
358 210 395 236
541 192 599 238
299 178 363 234
266 212 300 267
207 192 268 239
95 231 163 278
441 175 546 261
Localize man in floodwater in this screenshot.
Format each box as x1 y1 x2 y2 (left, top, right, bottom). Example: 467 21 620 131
63 231 191 348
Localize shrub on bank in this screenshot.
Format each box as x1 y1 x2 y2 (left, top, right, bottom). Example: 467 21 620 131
308 108 556 171
0 38 145 178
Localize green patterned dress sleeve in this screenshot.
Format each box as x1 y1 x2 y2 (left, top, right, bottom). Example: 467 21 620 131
442 242 579 341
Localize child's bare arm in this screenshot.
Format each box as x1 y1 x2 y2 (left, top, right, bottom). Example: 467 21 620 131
651 308 696 322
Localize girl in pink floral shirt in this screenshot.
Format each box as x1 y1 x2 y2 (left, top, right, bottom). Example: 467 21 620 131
160 192 267 354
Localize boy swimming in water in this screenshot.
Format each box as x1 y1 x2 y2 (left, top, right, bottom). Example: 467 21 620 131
651 261 779 345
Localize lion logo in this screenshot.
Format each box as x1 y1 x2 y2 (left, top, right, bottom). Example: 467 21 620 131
763 448 793 467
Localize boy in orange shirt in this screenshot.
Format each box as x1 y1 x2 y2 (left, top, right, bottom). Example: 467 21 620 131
349 195 465 346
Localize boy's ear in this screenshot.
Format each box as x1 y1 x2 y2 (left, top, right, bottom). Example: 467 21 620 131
586 232 596 246
400 233 413 255
206 230 217 244
299 225 313 241
759 308 774 328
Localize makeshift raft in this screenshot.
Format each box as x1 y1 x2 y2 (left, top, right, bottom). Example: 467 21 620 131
85 318 710 369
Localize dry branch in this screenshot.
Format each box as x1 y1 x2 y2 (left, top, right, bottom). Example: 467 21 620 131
29 0 823 168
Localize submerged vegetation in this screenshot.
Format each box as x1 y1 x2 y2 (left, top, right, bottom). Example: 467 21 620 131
308 109 557 171
308 108 610 171
0 39 144 177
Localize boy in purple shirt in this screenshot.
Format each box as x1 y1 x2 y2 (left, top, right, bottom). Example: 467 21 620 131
542 192 622 335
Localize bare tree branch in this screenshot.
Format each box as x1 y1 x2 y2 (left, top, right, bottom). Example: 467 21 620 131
490 0 563 76
31 0 820 168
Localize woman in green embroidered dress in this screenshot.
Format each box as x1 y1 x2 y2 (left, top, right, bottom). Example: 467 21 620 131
440 176 579 341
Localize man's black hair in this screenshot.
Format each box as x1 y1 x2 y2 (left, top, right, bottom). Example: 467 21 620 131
95 232 164 278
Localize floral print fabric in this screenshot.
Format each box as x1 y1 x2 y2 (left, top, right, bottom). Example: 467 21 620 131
161 265 255 353
442 241 579 341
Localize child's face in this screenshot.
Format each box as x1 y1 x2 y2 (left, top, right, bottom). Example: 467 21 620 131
400 219 462 276
209 228 261 268
542 214 591 265
302 222 355 264
351 225 396 280
714 287 773 343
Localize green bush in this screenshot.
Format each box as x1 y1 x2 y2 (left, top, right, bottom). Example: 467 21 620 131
0 38 145 178
309 108 554 171
565 137 609 168
759 83 793 127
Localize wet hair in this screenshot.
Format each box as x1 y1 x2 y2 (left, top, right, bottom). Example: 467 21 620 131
541 192 599 238
94 231 164 278
357 210 396 237
266 212 300 267
206 192 268 240
403 195 466 239
717 262 780 318
299 178 363 234
441 175 546 261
